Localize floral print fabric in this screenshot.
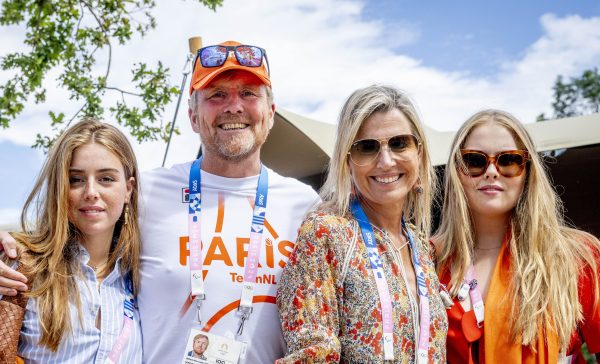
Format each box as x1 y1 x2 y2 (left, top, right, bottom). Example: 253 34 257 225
277 210 447 363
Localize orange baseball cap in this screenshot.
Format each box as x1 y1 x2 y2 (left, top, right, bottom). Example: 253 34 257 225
189 40 271 95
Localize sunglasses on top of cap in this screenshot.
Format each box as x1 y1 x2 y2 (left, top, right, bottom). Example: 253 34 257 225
348 134 421 166
459 149 529 177
196 44 270 75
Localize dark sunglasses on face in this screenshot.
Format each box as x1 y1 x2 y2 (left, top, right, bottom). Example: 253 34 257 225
459 149 529 177
196 44 270 75
348 134 421 166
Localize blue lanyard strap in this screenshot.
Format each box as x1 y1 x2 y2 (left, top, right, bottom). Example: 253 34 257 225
250 166 268 231
188 158 202 212
401 214 431 363
350 198 430 362
123 274 135 319
404 219 428 300
188 158 268 213
351 199 384 271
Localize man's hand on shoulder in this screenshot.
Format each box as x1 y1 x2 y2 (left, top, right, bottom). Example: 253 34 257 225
0 231 29 296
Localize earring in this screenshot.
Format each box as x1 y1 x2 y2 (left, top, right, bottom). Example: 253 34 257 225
123 204 130 226
414 177 424 194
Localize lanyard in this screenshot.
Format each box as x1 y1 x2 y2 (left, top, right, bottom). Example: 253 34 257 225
104 275 136 364
350 199 430 363
455 231 511 326
187 158 269 333
456 264 484 327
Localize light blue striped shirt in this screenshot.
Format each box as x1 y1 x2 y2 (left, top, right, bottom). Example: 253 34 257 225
17 249 143 363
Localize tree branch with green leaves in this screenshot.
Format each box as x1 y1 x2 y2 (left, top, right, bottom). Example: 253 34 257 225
538 67 600 121
0 0 222 151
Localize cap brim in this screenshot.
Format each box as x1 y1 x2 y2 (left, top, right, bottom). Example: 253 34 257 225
190 64 271 94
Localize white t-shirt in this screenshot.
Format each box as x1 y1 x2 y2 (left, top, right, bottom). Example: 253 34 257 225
138 161 319 363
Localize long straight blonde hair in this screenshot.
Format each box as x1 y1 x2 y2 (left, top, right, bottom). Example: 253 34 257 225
319 84 436 236
435 109 600 349
12 119 141 351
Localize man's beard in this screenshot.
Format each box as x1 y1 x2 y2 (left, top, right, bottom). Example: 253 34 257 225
214 131 260 162
204 115 267 162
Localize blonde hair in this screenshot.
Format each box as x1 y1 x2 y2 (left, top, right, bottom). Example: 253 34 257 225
12 118 141 351
319 84 436 235
435 109 600 349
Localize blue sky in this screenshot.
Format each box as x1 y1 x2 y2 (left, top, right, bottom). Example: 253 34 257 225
1 0 599 227
0 141 42 216
364 0 600 76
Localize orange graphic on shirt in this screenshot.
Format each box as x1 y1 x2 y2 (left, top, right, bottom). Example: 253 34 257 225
202 295 276 332
179 236 294 269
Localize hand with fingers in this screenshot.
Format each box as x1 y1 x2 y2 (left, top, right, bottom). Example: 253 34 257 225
0 230 29 296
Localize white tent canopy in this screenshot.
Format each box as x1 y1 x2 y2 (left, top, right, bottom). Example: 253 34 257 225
262 109 600 179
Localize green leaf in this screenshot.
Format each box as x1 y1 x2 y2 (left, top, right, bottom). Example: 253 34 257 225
545 68 600 120
0 0 223 152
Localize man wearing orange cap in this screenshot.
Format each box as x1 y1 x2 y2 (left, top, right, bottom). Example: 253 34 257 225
135 41 318 363
0 41 319 363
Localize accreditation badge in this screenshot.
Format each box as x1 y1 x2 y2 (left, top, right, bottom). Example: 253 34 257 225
181 328 244 364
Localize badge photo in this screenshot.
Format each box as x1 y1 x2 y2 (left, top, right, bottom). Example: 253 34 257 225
181 328 244 364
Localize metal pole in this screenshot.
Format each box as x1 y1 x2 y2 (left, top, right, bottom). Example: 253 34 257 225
162 53 194 167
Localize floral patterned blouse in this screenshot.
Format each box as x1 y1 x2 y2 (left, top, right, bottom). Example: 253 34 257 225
276 210 448 363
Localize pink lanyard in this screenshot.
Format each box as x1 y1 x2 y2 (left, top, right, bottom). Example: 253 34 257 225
104 276 136 363
351 199 430 362
457 264 484 327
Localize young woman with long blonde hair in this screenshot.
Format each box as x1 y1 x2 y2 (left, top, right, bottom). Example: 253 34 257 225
0 119 142 363
435 109 600 363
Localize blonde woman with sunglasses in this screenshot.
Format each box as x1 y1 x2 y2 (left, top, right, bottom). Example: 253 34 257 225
434 109 600 363
277 85 447 363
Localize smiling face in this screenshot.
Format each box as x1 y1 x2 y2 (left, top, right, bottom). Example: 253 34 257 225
349 108 420 213
68 143 134 245
459 122 527 220
189 70 275 163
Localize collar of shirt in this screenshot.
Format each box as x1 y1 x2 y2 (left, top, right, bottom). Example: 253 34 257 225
77 244 126 286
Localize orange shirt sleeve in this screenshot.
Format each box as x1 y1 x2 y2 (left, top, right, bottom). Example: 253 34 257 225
577 261 600 354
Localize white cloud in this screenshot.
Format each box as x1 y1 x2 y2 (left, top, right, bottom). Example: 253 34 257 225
494 14 600 117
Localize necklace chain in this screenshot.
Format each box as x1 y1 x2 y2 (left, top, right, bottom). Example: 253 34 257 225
89 263 104 272
89 262 108 291
88 258 108 270
393 238 409 252
370 223 410 252
474 245 502 251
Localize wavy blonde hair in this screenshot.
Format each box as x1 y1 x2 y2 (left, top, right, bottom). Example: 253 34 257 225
12 118 141 351
319 84 436 236
435 109 600 349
